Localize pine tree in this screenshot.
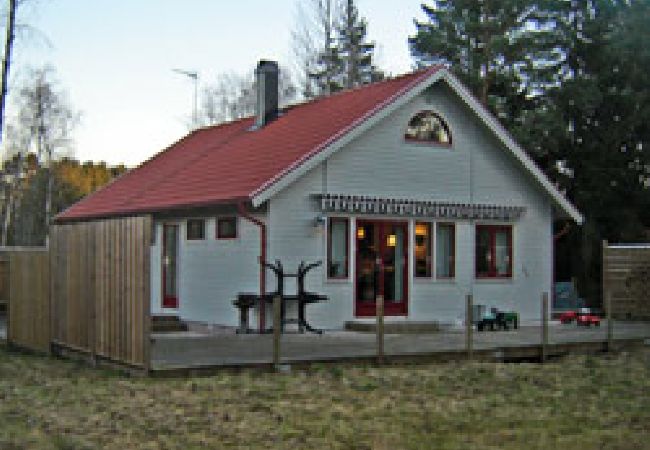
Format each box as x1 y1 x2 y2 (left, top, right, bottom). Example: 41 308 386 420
293 0 382 97
308 0 342 95
409 0 564 135
335 0 383 89
410 0 650 305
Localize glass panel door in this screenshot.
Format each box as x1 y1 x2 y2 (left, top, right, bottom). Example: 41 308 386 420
355 220 408 316
162 224 179 309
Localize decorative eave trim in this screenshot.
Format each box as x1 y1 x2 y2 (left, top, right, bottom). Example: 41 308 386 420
314 194 526 221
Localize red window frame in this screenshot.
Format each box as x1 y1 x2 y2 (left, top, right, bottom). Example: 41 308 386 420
436 222 456 279
475 225 513 278
414 221 432 278
186 218 205 240
327 217 349 279
216 216 238 239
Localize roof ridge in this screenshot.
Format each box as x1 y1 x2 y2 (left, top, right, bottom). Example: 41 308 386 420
280 67 435 113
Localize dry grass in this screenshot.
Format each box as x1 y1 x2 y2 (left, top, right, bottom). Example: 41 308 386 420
0 344 649 449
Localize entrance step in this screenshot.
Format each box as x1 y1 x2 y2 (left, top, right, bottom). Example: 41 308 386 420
345 320 441 334
152 315 188 333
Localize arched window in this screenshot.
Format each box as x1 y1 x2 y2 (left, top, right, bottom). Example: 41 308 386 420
405 111 452 145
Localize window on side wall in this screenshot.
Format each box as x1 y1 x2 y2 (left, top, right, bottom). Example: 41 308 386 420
186 219 205 240
414 222 432 278
217 217 237 239
476 225 512 278
328 217 349 279
436 223 455 279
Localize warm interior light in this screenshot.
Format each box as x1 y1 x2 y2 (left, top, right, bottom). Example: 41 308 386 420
357 227 365 239
387 234 397 247
415 224 428 236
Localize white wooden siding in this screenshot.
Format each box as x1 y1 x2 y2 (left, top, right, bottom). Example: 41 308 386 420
267 82 553 329
149 216 263 324
149 81 554 328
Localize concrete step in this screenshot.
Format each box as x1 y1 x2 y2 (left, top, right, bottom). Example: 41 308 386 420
345 320 441 334
152 315 188 333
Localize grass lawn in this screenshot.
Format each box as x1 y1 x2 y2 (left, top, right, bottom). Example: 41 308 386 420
0 344 649 449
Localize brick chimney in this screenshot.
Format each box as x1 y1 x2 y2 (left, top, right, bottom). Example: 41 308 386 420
255 60 279 127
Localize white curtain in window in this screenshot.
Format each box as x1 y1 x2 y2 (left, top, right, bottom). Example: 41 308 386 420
436 224 453 277
393 227 404 302
330 221 347 277
495 230 510 275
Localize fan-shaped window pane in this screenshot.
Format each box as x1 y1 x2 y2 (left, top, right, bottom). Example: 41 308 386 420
405 111 452 145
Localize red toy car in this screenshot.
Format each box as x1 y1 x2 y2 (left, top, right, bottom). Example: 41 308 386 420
559 310 578 324
576 311 601 327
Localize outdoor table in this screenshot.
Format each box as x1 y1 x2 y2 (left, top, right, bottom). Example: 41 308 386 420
233 260 328 334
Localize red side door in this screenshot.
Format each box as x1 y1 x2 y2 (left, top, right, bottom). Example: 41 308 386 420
162 224 179 309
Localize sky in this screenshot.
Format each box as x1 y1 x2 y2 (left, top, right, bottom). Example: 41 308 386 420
6 0 428 167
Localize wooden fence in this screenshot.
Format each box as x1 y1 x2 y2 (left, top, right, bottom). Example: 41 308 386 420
1 248 50 352
50 215 153 368
602 241 650 320
0 257 7 313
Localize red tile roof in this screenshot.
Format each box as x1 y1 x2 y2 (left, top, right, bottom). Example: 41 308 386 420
57 66 443 222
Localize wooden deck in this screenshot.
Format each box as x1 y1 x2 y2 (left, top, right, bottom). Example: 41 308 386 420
150 321 650 371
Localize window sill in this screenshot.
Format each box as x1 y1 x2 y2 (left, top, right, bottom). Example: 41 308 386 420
413 278 456 285
325 277 351 284
475 277 513 283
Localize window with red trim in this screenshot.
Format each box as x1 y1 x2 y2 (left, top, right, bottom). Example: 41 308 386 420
476 225 512 278
328 218 349 279
436 223 455 278
414 222 432 278
405 111 452 145
216 217 237 239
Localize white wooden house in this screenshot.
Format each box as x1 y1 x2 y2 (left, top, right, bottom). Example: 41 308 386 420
58 61 582 332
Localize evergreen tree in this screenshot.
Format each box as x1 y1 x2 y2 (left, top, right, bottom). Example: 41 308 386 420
308 0 343 95
335 0 383 89
550 0 650 301
409 0 564 134
410 0 650 304
292 0 382 97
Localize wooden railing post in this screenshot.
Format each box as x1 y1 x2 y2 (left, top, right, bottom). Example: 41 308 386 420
541 292 549 363
273 295 281 369
376 294 384 364
466 294 473 360
602 240 614 352
606 290 613 352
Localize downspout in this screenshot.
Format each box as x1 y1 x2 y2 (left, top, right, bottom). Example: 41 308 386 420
237 201 266 332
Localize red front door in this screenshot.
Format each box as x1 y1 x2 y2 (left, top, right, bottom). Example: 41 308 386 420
162 224 179 309
355 220 408 316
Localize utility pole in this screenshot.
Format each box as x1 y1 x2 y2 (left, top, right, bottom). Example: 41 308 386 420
172 68 199 129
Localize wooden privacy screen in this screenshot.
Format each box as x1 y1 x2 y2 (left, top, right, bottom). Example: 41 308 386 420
50 215 152 367
4 249 50 352
602 242 650 320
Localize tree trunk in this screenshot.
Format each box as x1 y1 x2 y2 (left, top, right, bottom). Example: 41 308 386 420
1 185 13 245
0 0 17 144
